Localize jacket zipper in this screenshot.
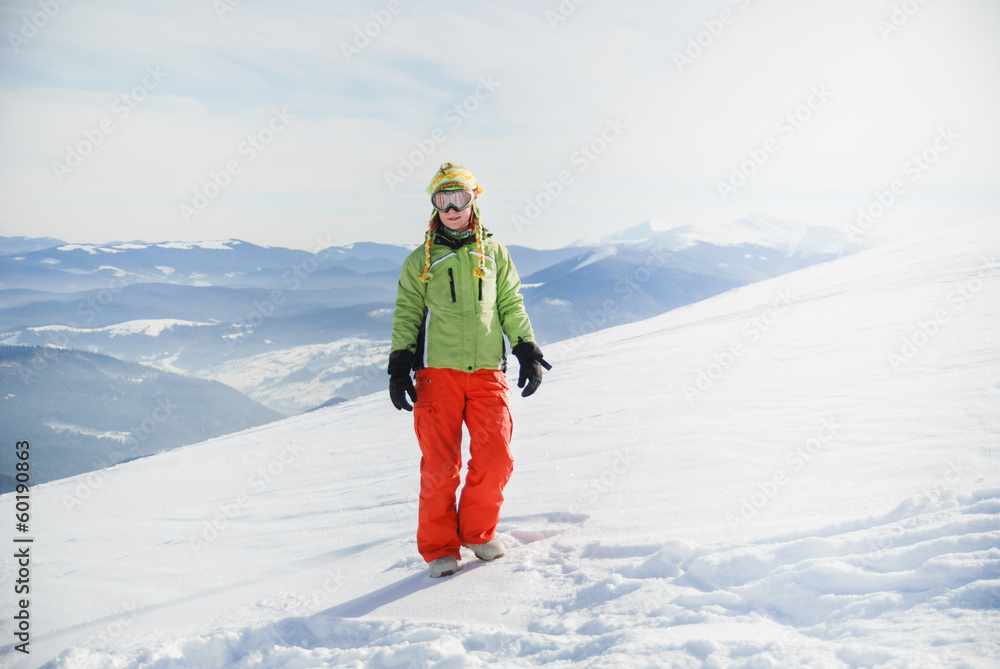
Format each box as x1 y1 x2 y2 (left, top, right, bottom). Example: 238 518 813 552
448 268 457 302
478 278 483 301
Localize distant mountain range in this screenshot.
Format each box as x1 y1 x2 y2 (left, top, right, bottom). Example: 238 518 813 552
519 215 858 344
575 214 855 257
0 216 857 418
0 345 282 493
0 238 410 293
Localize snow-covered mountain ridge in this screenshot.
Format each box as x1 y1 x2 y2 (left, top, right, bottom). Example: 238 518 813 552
1 219 996 667
0 237 411 292
578 214 858 257
55 240 246 254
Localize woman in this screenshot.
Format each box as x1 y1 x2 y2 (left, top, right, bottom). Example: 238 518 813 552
388 162 550 578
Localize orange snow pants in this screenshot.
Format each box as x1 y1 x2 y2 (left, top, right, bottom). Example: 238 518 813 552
413 367 514 562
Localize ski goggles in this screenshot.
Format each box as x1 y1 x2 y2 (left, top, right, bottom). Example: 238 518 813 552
431 189 474 213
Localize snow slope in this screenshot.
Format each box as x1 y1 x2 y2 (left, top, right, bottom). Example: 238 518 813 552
1 220 997 668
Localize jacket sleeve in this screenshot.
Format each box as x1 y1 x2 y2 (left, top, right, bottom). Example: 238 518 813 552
495 243 535 346
390 252 427 354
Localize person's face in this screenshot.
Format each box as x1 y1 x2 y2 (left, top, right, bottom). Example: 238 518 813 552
440 203 473 231
433 189 476 231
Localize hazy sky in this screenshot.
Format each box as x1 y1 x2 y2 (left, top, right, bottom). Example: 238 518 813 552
1 0 997 251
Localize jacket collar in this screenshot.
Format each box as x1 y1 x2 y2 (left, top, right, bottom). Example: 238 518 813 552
434 227 491 250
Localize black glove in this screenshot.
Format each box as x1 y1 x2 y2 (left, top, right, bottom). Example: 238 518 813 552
387 350 417 411
511 341 552 398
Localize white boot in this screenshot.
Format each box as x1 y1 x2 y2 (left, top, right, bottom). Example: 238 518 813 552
462 539 505 561
428 555 461 577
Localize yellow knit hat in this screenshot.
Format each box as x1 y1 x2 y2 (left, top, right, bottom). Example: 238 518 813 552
426 162 483 196
419 163 487 282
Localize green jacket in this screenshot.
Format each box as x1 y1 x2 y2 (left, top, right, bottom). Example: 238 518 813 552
391 230 535 372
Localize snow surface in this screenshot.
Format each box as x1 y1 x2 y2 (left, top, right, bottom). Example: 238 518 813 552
1 220 998 668
571 247 619 273
44 422 131 443
156 241 242 251
28 319 216 338
54 245 126 254
51 239 241 254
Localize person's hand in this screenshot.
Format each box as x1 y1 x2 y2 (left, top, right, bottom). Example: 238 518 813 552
388 350 417 411
390 375 416 411
511 341 552 398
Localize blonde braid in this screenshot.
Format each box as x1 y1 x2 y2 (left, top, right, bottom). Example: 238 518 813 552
418 223 435 282
472 211 487 278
